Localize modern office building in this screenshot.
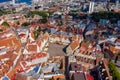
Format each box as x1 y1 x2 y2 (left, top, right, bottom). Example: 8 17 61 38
89 1 94 13
12 0 15 5
116 0 119 8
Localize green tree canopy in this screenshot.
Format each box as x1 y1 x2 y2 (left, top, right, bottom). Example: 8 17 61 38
16 21 20 25
21 22 30 27
0 9 11 16
27 11 48 18
0 29 3 32
2 21 9 27
27 11 51 23
91 11 120 23
0 10 4 16
37 27 41 32
108 61 120 80
33 31 39 40
33 27 42 39
40 18 47 24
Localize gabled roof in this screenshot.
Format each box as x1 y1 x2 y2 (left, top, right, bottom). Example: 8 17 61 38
0 33 21 53
79 42 88 52
70 40 80 51
116 39 120 43
109 45 120 54
30 31 35 39
0 29 15 39
27 44 37 53
37 41 41 47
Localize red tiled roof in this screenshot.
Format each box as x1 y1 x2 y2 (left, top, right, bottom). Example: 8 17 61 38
116 39 120 43
109 45 119 53
21 52 48 68
0 51 17 78
70 40 79 51
0 36 21 53
19 33 26 37
7 62 22 79
31 52 47 60
37 41 41 47
79 42 88 52
30 31 35 39
27 44 37 52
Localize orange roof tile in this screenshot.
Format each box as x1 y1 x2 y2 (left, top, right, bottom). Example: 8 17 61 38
53 75 65 80
116 39 120 43
31 31 35 39
70 40 79 51
7 62 22 79
27 44 37 52
0 36 21 53
37 41 41 47
21 53 48 68
79 42 88 52
109 45 118 53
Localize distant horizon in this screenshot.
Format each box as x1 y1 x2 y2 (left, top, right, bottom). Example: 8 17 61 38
0 0 119 4
0 0 32 4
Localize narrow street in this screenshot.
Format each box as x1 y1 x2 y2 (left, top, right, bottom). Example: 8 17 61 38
65 56 69 80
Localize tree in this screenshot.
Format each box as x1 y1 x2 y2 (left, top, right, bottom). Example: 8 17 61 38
27 11 48 18
33 30 40 40
21 22 30 27
91 11 120 23
40 18 47 24
16 21 20 25
2 22 9 27
108 61 120 80
46 11 54 16
0 9 11 16
37 27 41 32
33 27 42 39
0 29 3 32
0 9 4 16
27 11 51 23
